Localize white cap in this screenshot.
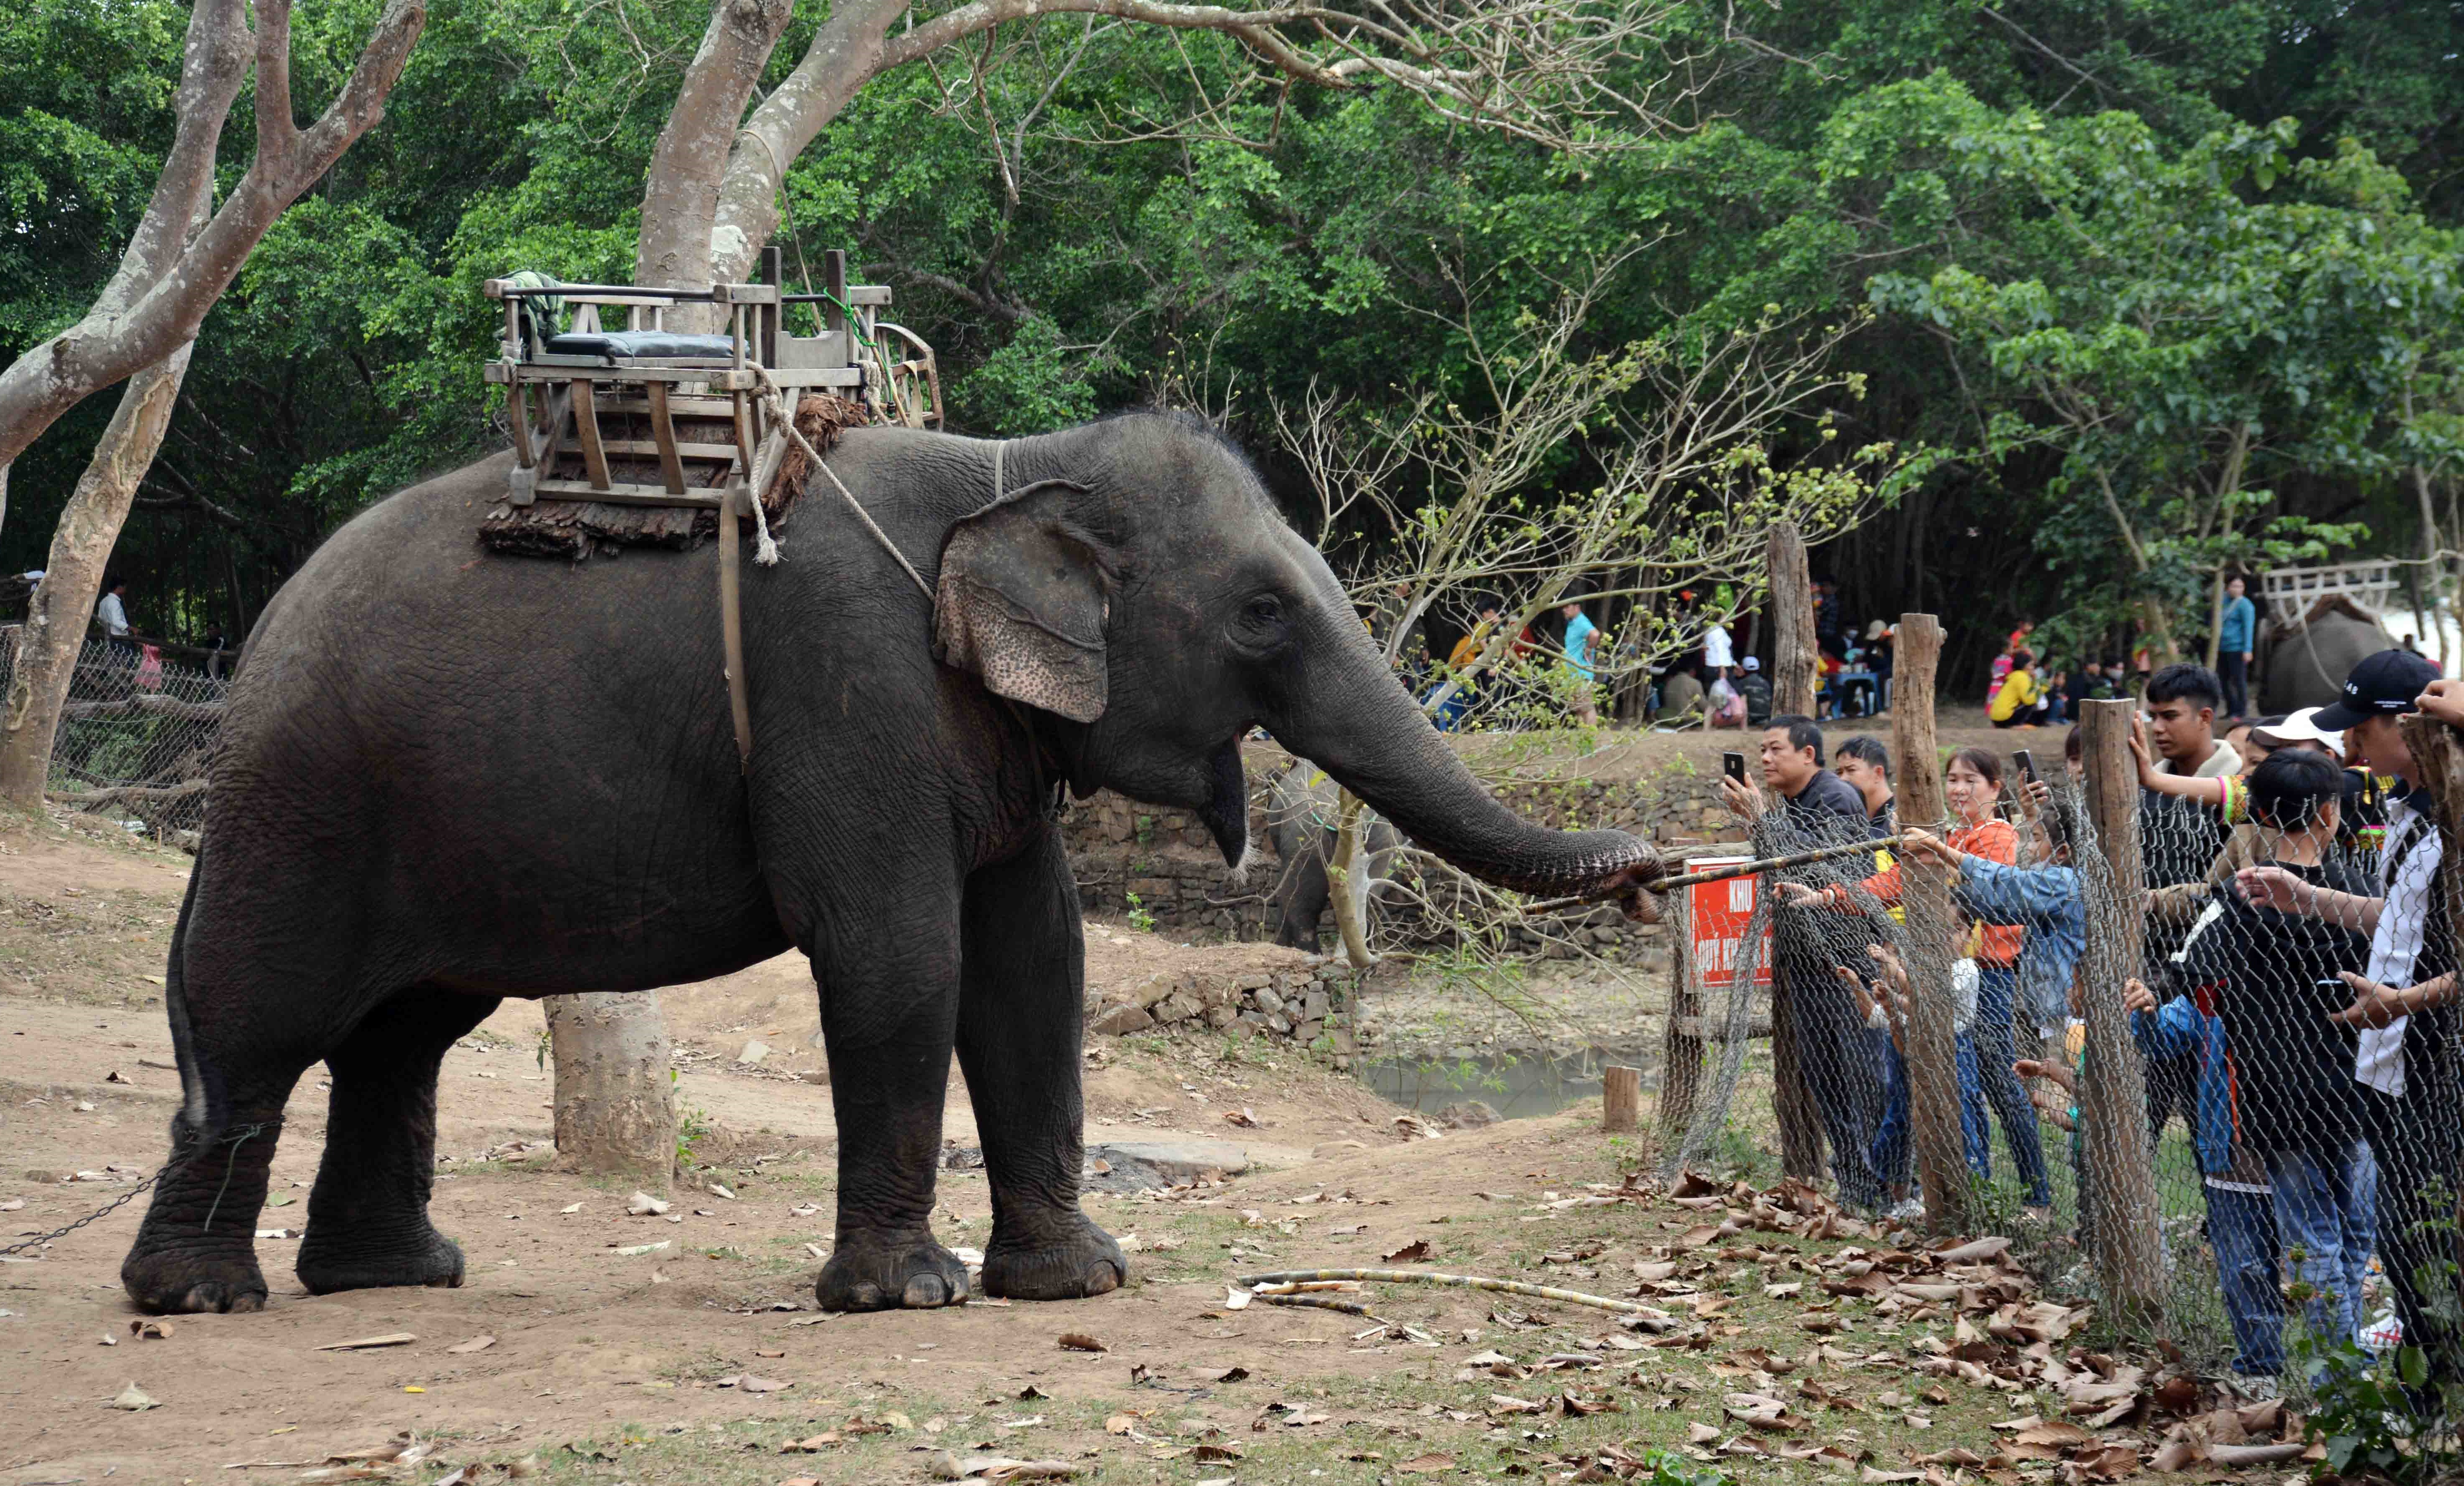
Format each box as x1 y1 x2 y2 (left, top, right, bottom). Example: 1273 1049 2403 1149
2252 706 2343 754
1742 656 1761 671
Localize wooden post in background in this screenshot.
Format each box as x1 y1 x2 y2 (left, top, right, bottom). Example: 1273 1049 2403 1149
2077 699 2166 1325
1768 522 1818 715
1659 886 1704 1144
1601 1066 1641 1133
1890 614 1968 1229
1763 521 1826 1180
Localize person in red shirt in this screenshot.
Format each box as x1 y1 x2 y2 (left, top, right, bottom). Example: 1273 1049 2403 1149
1779 748 2051 1209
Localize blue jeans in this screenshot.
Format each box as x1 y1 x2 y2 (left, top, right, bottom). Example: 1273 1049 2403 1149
1873 1030 1990 1191
2205 1182 2285 1376
1965 966 2053 1205
2263 1143 2377 1351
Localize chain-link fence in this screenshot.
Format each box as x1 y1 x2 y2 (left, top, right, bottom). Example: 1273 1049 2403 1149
1657 734 2464 1422
0 627 224 845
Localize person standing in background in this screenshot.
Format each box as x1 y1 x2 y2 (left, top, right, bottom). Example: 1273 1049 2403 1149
2218 574 2256 722
1737 656 1774 729
1559 598 1599 727
1702 614 1734 682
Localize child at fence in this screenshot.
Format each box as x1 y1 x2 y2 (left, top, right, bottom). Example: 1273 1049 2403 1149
2122 970 2284 1378
1778 748 2053 1208
1832 941 1979 1218
2179 748 2379 1360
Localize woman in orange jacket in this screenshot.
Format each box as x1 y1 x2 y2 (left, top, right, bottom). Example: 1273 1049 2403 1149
1778 747 2050 1209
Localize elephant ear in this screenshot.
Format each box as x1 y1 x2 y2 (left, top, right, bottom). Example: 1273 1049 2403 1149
933 481 1111 724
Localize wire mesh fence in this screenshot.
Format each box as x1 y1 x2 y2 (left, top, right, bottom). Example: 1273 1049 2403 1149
0 627 225 844
1655 734 2464 1420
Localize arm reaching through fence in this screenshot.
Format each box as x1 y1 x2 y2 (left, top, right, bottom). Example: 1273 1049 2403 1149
2235 864 2381 933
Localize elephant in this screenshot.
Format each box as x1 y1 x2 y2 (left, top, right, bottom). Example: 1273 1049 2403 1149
121 411 1660 1317
1264 760 1400 951
2260 599 2393 715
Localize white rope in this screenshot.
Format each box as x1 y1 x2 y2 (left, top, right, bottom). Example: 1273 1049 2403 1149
755 371 932 596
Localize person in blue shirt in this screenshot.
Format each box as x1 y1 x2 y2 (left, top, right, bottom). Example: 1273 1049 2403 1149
1559 598 1599 727
2128 972 2282 1378
2217 575 2257 722
1899 826 2085 1059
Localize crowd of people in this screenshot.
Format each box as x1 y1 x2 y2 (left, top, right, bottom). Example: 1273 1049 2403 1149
1714 647 2464 1398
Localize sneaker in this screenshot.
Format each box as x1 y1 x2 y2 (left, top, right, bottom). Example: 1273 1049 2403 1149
1886 1198 1926 1222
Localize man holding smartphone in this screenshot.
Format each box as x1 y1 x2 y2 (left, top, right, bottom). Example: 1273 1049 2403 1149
1722 716 1889 1210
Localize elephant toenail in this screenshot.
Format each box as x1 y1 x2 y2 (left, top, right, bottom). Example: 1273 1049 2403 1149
849 1283 882 1308
1084 1264 1121 1297
904 1274 949 1308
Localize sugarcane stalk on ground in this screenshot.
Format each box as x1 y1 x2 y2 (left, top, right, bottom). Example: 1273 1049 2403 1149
1236 1269 1676 1325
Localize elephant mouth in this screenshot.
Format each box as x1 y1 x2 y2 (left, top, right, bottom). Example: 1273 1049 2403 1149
1196 735 1249 868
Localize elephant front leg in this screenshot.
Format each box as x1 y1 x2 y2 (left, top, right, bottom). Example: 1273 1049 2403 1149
811 912 971 1312
956 833 1125 1302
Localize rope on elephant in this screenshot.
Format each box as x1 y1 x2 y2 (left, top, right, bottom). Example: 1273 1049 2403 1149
1235 1268 1673 1321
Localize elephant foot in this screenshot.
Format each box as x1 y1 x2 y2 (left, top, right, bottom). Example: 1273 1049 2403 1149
297 1227 465 1296
981 1216 1127 1301
815 1232 971 1312
122 1246 269 1315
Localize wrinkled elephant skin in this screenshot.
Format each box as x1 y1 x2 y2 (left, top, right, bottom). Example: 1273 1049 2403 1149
122 414 1658 1316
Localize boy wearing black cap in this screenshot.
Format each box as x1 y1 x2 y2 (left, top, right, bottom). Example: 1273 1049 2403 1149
2239 646 2456 1391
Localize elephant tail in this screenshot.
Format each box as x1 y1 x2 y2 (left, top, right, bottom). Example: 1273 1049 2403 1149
162 846 211 1135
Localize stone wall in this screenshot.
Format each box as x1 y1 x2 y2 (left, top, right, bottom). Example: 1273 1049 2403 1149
1082 939 1359 1059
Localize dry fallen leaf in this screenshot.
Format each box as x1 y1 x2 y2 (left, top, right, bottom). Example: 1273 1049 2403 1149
315 1332 416 1352
1382 1239 1432 1264
108 1381 159 1411
1397 1453 1456 1474
444 1335 496 1355
1056 1332 1107 1353
127 1319 172 1340
1222 1108 1262 1129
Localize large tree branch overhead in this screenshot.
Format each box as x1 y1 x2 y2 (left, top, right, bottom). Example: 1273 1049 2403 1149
0 0 427 515
664 0 1705 291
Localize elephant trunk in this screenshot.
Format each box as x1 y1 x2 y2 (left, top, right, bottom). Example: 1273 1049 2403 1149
1271 604 1660 900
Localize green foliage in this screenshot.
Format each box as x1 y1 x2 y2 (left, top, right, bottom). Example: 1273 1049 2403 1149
1125 892 1155 934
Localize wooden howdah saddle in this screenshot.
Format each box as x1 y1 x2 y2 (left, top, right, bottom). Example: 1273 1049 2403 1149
478 247 943 768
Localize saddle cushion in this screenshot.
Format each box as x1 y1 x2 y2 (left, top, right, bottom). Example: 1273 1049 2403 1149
543 331 737 361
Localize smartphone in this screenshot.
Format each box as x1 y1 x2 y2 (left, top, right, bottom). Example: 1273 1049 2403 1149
1723 752 1747 785
2012 749 2040 785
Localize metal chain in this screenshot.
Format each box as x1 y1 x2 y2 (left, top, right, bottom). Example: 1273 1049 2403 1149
0 1120 282 1257
1 1169 162 1256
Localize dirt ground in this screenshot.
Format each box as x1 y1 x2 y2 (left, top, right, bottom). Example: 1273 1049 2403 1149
1 804 2241 1486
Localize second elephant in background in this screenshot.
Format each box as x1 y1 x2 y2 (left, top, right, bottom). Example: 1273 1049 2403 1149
1266 762 1402 952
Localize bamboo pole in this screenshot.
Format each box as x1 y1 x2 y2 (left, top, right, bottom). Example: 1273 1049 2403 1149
1891 614 1968 1230
1764 520 1825 1181
2077 698 2166 1327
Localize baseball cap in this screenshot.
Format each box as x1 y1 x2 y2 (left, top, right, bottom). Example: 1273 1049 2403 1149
1742 656 1761 671
2251 706 2343 754
2313 648 2442 732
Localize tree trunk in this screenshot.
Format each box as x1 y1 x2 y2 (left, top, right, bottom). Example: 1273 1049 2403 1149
1763 520 1824 1179
635 0 796 306
1325 788 1377 969
547 991 679 1192
0 345 195 810
1889 613 1968 1230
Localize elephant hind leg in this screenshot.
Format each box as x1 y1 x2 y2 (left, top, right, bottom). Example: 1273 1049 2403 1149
1272 858 1330 952
296 984 499 1295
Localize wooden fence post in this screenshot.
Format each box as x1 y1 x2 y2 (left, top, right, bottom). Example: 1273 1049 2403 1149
2076 699 2166 1325
1764 520 1826 1181
1889 614 1969 1229
1659 885 1703 1145
1602 1066 1641 1133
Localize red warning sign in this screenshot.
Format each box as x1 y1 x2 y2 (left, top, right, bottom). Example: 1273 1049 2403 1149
1687 858 1771 989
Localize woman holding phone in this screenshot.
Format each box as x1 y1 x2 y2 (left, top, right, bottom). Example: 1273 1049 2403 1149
1779 748 2051 1210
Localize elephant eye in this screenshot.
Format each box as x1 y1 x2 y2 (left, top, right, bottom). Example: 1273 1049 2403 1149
1244 596 1284 627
